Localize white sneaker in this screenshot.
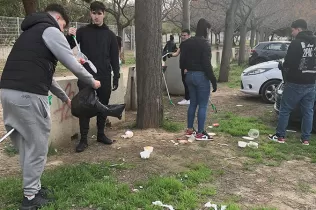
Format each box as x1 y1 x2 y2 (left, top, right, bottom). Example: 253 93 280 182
178 99 190 105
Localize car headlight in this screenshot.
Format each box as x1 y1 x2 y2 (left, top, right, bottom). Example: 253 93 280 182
243 68 273 76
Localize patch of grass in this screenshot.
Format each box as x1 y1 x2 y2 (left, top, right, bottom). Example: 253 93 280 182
47 146 58 156
0 163 216 210
213 62 247 88
161 119 184 132
214 112 273 136
123 50 136 65
3 142 18 157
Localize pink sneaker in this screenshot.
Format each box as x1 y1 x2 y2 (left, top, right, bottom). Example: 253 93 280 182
195 132 213 141
185 129 196 138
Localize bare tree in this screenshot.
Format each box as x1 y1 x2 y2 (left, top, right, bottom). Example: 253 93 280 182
22 0 37 15
218 0 241 82
135 0 163 128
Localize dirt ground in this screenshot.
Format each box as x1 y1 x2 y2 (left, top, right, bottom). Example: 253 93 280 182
1 85 316 210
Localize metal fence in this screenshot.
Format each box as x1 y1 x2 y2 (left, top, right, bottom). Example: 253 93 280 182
0 16 135 60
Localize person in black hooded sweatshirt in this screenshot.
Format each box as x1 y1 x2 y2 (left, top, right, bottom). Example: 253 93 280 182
67 1 120 152
269 19 316 145
180 18 217 141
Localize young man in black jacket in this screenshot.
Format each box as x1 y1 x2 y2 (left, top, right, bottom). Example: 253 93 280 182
269 19 316 145
67 1 120 152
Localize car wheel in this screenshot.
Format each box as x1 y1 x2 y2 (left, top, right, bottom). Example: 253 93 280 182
261 80 280 104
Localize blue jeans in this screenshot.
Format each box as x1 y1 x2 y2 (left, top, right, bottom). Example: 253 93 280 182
277 82 316 140
185 71 211 133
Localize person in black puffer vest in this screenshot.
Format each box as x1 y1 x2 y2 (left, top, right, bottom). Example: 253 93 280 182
0 4 100 209
66 1 120 153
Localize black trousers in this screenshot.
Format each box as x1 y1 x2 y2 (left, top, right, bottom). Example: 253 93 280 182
77 79 111 139
181 69 190 100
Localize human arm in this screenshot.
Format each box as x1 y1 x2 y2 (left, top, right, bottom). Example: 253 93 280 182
201 41 217 92
42 27 100 89
171 48 181 57
50 78 70 103
110 32 120 91
283 40 303 71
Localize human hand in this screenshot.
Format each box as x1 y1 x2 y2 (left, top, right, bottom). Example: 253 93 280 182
68 27 77 36
184 69 188 74
94 80 101 89
66 99 71 107
112 78 119 91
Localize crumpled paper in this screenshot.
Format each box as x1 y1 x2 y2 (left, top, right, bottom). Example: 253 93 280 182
152 201 175 210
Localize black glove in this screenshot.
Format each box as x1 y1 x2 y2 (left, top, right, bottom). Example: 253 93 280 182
112 76 119 91
167 53 172 58
212 83 217 93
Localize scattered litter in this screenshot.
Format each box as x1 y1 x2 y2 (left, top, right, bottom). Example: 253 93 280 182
208 126 213 129
188 134 195 142
286 129 297 133
208 132 216 136
170 140 176 144
121 130 134 139
242 136 254 141
91 135 96 139
213 123 220 127
218 143 228 146
140 151 151 159
248 129 259 138
238 141 247 148
178 140 189 144
236 104 243 107
144 146 154 153
152 201 174 210
204 202 217 209
132 189 139 192
117 147 121 150
139 186 143 189
204 202 227 210
247 141 259 149
109 163 124 167
174 143 179 146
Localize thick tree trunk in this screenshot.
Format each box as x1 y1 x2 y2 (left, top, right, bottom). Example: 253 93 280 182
135 0 163 128
259 28 265 42
250 27 256 48
22 0 37 15
238 24 247 65
255 31 260 45
182 0 190 30
218 0 240 82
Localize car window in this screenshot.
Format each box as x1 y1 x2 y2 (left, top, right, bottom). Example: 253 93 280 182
264 43 283 51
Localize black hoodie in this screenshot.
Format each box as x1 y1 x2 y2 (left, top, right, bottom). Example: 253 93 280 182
283 30 316 84
67 24 120 83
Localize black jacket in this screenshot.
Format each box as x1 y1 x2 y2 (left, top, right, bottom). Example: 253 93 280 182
180 36 217 88
163 40 177 53
67 24 120 83
0 13 59 95
283 30 316 84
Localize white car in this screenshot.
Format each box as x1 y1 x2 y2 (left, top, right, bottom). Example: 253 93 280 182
240 60 283 104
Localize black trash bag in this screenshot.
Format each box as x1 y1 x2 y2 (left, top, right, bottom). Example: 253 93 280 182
71 87 125 119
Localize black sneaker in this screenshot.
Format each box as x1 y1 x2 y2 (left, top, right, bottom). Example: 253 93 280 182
76 141 88 153
20 193 53 210
97 134 115 145
39 187 54 200
268 134 285 143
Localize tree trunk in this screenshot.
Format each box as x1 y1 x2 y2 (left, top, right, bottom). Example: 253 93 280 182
250 27 256 48
255 31 260 45
218 0 241 82
135 0 163 128
238 24 247 66
22 0 37 15
259 28 265 42
182 0 190 30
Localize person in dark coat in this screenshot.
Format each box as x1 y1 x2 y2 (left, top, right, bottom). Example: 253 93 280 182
67 1 120 152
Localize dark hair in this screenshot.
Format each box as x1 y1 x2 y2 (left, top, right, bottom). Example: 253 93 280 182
90 1 106 12
45 4 70 26
196 18 211 38
291 19 307 30
170 35 174 41
116 36 122 49
182 29 191 35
